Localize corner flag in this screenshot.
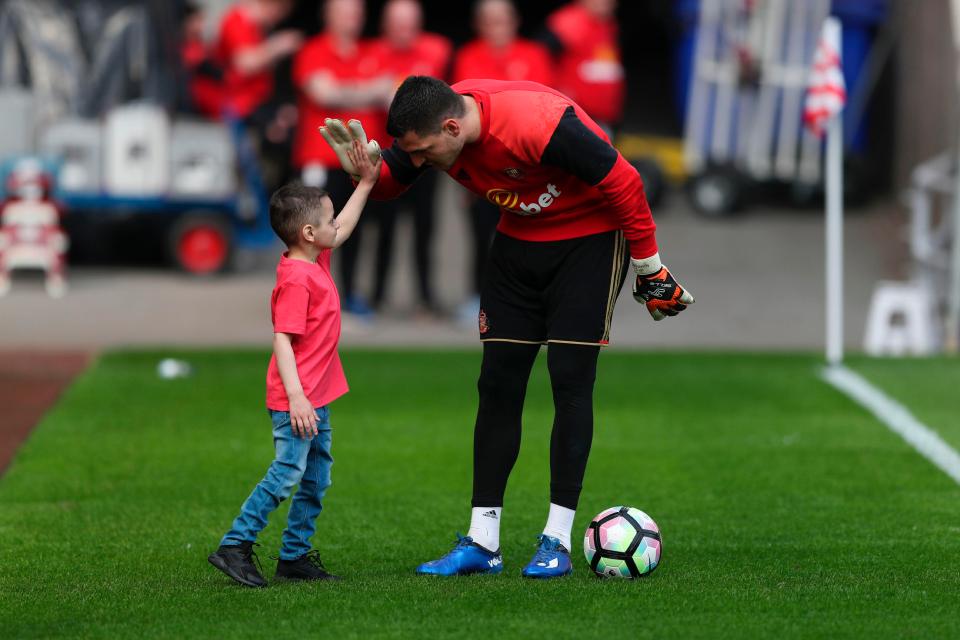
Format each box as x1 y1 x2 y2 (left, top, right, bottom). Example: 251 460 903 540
803 19 847 137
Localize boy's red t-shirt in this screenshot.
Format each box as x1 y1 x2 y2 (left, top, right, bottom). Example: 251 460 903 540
266 251 348 411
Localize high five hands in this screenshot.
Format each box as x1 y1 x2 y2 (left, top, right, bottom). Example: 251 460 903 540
318 118 382 181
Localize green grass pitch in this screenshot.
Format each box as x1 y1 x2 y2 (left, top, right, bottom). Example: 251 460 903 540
1 350 959 639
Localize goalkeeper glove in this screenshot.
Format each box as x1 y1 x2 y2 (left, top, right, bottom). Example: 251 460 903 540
318 118 381 181
631 253 695 321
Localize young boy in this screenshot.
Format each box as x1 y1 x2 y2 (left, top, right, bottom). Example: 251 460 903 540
208 139 380 587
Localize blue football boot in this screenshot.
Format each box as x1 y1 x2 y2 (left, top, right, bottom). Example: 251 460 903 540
415 533 503 576
521 534 573 579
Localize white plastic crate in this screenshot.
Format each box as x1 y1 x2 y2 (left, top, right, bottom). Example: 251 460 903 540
169 121 236 198
104 103 170 196
41 118 102 194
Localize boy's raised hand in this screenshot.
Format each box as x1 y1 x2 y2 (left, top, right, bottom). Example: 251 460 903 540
346 138 382 185
319 118 381 181
288 393 318 439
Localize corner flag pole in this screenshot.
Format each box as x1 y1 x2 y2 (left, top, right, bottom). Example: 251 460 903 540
949 169 960 353
805 17 847 365
946 0 960 353
949 146 960 352
825 87 844 365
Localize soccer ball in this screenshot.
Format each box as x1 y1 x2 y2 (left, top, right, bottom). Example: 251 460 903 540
584 506 661 578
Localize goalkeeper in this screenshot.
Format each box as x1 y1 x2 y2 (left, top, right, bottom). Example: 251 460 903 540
320 76 693 579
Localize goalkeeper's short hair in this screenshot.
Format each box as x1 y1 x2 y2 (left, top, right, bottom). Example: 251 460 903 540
387 76 466 138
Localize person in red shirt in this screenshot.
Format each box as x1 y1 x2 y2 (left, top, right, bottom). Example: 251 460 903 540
178 2 223 119
321 77 694 578
452 0 555 323
540 0 625 132
375 0 452 81
293 0 394 317
367 0 453 317
209 141 381 588
452 0 553 86
215 0 302 123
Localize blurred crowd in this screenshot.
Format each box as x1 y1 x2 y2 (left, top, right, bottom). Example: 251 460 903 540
181 0 625 321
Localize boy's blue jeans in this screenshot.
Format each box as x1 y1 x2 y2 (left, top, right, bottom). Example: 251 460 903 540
220 407 333 560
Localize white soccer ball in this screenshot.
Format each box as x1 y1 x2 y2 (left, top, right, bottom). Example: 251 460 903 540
583 506 661 578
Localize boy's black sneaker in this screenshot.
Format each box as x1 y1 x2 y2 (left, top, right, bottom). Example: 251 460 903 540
275 550 340 581
208 541 267 588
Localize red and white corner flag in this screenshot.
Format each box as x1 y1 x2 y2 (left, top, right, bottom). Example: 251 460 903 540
804 18 847 137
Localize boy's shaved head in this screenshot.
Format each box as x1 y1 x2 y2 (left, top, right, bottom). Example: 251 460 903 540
269 183 329 247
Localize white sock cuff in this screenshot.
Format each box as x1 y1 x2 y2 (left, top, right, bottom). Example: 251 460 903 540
468 506 501 551
543 503 576 550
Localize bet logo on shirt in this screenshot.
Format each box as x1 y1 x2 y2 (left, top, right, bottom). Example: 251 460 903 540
485 183 562 216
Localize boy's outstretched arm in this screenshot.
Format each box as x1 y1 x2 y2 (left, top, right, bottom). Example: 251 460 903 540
332 139 382 249
273 332 318 438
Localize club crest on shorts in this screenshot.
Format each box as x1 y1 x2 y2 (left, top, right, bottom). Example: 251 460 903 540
478 309 489 334
503 167 524 180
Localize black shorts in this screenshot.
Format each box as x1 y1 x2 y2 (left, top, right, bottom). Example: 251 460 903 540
479 230 630 346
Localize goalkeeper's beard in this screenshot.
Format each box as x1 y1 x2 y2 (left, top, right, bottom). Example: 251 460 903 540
424 144 461 171
416 153 453 171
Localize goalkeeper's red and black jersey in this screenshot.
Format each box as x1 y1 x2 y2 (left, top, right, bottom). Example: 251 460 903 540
372 79 658 259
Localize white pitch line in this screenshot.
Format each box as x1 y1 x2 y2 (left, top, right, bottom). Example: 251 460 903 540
821 364 960 486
